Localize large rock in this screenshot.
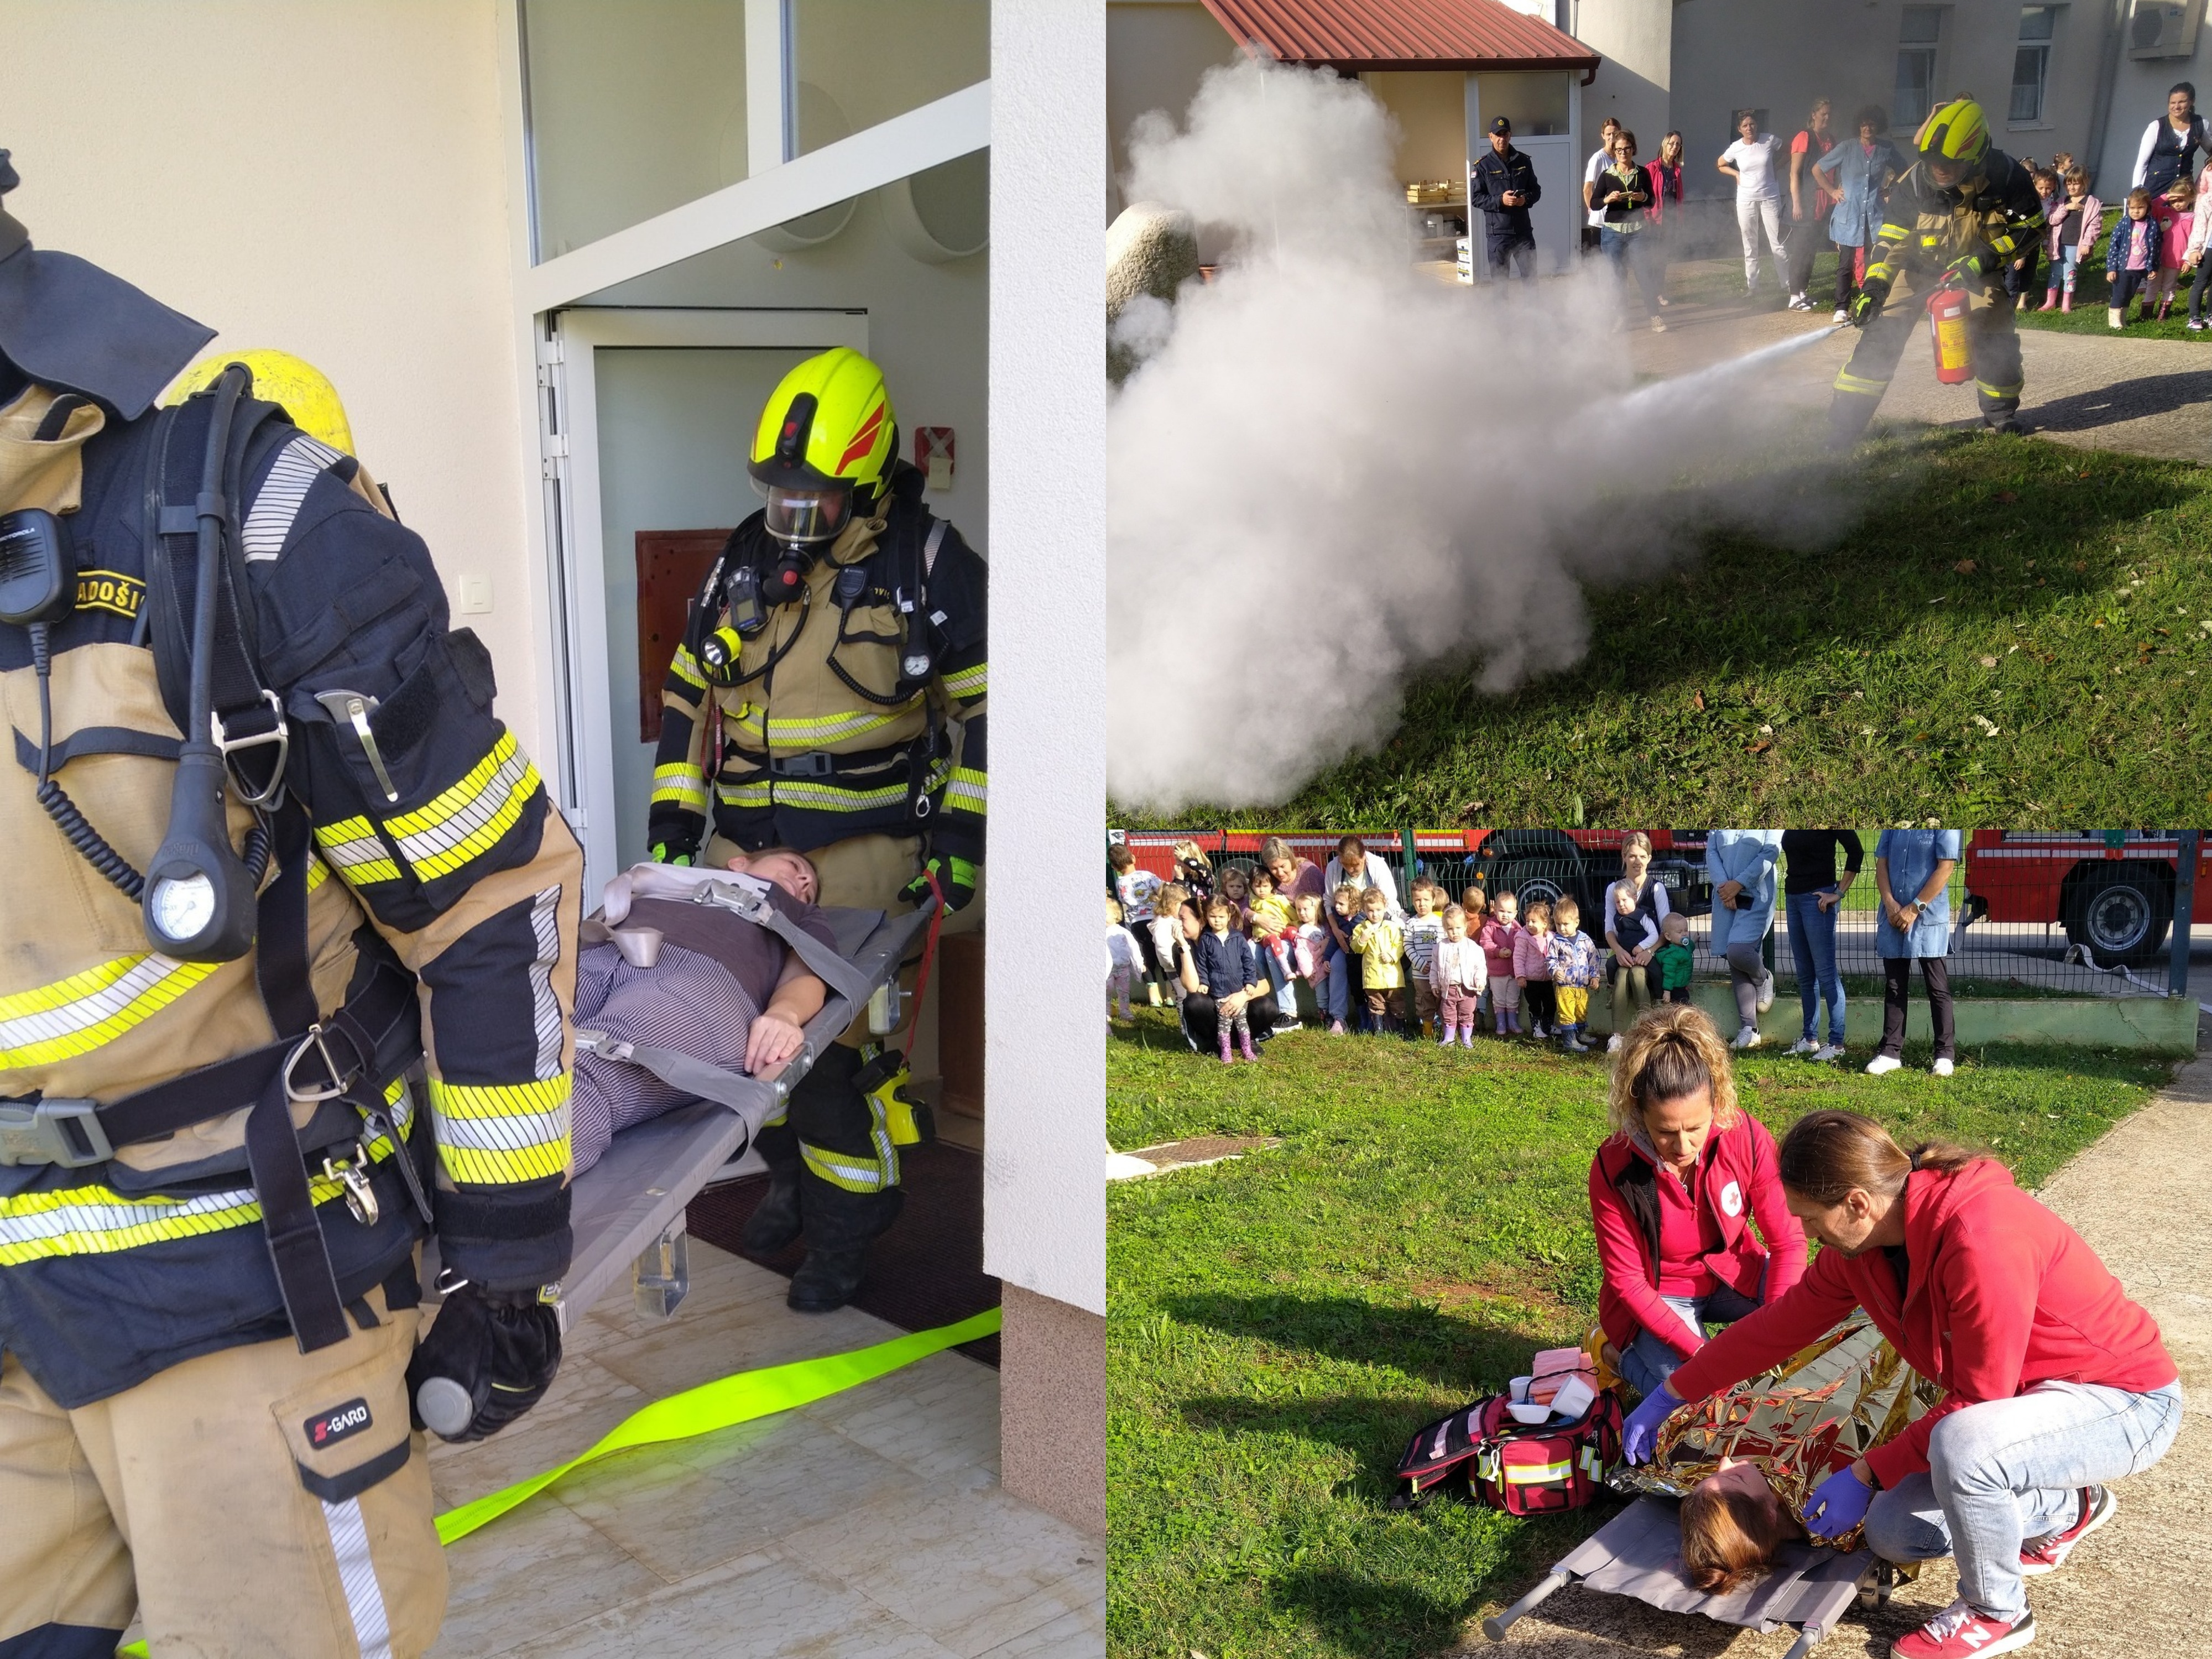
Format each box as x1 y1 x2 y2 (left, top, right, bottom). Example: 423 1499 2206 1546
1107 201 1199 383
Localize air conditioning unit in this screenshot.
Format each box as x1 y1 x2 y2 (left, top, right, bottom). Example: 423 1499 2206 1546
2130 0 2202 59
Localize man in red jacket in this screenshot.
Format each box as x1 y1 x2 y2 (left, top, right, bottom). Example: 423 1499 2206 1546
1624 1110 2181 1659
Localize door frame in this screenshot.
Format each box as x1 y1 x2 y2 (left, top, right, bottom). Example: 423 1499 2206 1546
543 306 869 890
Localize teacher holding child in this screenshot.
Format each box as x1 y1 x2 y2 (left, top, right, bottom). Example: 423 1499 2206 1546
1624 1109 2180 1659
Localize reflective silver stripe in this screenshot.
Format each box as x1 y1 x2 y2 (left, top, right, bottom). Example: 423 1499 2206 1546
243 434 346 561
321 1495 395 1659
527 885 563 1082
434 1105 572 1156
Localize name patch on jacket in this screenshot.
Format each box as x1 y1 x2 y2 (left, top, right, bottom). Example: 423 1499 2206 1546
306 1397 374 1449
75 569 145 621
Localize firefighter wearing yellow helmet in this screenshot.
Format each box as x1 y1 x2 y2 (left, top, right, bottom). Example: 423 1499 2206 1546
1833 97 2046 441
649 347 986 1312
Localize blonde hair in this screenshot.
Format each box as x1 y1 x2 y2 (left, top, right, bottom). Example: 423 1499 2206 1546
1621 832 1653 858
1442 903 1467 926
1522 899 1550 929
1332 881 1365 908
1462 885 1489 917
1607 1004 1741 1139
1107 896 1123 923
1554 896 1581 927
1294 892 1322 921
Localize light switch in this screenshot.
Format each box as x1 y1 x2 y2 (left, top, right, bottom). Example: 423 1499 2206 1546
458 574 492 614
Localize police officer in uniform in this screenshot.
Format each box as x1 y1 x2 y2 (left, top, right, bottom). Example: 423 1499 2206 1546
0 153 577 1655
1468 115 1543 280
1833 98 2045 443
648 348 985 1314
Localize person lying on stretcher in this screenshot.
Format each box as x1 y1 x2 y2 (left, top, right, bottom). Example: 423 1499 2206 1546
571 848 834 1173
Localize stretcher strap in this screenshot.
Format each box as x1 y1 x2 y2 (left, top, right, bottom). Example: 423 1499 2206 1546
114 1306 1001 1657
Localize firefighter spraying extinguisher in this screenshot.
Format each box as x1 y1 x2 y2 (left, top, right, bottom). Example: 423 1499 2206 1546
1926 280 1973 384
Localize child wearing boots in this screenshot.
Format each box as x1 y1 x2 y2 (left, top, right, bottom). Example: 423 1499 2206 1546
1515 898 1557 1039
1655 910 1697 1005
1402 879 1446 1039
1195 896 1264 1063
1478 890 1523 1035
1246 867 1298 1020
1430 902 1487 1048
1547 896 1604 1052
2044 164 2101 314
1459 886 1493 1030
1349 886 1406 1034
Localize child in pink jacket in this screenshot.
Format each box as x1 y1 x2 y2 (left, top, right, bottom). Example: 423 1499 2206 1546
1512 899 1557 1039
1475 890 1524 1034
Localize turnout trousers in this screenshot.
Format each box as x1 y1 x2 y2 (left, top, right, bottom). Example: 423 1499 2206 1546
0 1285 445 1658
1831 276 2023 442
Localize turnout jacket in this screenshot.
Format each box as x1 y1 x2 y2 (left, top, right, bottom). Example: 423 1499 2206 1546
648 461 985 868
1864 148 2046 293
0 387 581 1406
1671 1159 2176 1489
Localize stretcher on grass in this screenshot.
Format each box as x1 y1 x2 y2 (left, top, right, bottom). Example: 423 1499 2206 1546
429 872 936 1331
1485 1319 1934 1657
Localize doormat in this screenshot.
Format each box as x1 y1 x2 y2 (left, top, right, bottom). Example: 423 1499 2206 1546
687 1140 1000 1366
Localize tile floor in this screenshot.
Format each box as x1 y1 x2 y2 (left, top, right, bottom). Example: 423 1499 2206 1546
426 1237 1102 1658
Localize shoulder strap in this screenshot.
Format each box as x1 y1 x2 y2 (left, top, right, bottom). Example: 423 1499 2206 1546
1609 1149 1663 1270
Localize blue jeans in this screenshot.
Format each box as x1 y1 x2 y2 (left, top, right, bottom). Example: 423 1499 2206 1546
1864 1379 2183 1621
1616 1280 1763 1399
1786 888 1845 1045
1600 226 1661 316
1314 941 1350 1025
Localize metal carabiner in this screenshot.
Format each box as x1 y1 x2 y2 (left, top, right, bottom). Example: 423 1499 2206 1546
212 690 291 808
282 1025 352 1103
321 1145 381 1227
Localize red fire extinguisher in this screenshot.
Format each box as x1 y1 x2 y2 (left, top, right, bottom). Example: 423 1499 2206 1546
1926 281 1972 384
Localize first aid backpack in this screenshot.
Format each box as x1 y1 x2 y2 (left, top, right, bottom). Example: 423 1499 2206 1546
1389 1389 1623 1515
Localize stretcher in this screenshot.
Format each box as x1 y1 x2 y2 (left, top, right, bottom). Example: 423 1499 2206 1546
427 872 935 1332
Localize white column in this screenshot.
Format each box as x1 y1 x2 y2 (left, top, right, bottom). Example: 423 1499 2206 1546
985 0 1107 1319
744 0 787 175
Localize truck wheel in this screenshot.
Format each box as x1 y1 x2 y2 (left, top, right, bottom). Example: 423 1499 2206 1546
2062 865 2172 968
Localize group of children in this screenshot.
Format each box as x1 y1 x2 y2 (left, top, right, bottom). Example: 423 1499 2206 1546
2018 151 2212 328
1106 843 1702 1064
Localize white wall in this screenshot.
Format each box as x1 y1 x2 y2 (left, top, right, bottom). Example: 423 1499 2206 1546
1572 0 1671 158
2097 24 2212 192
1363 70 1471 182
989 0 1107 1319
0 0 538 743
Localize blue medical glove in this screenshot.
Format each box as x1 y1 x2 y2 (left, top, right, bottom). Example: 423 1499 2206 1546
1621 1381 1682 1465
1805 1464 1873 1540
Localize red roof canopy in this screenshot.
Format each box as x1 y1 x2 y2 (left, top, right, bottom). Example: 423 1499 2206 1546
1198 0 1599 72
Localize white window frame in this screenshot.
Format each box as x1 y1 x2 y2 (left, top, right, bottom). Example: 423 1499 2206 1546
2010 5 2060 129
1895 5 1945 133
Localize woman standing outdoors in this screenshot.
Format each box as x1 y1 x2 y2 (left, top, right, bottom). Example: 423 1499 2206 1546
1706 830 1782 1048
1868 827 1959 1078
1602 832 1673 1045
1718 110 1789 302
1594 129 1664 331
2133 81 2206 195
1785 97 1838 313
1644 132 1687 307
1780 830 1862 1062
1814 105 1900 324
1589 1006 1806 1400
1626 1110 2180 1659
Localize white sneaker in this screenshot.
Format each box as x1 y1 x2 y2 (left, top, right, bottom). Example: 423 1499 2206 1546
1866 1054 1903 1076
1787 1037 1820 1056
1788 293 1811 311
1812 1043 1845 1063
1756 977 1776 1015
1932 1057 1955 1077
1732 1026 1763 1050
1607 1032 1625 1052
1832 307 1851 324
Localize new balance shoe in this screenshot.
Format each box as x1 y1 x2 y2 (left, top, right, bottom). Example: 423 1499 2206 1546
1890 1599 2034 1659
2020 1485 2114 1576
1866 1053 1903 1076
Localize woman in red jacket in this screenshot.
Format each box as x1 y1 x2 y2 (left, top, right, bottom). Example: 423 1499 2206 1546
1625 1110 2181 1659
1590 1006 1807 1400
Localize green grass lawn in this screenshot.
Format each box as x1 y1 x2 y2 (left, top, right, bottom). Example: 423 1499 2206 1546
1106 1018 2175 1659
1113 429 2212 825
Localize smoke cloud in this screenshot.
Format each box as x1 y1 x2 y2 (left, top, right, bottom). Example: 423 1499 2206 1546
1106 58 1853 812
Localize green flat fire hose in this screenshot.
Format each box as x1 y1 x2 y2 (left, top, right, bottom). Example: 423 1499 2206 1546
117 1306 1000 1657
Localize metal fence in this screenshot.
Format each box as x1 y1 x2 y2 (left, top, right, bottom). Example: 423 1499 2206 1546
1109 830 2205 1000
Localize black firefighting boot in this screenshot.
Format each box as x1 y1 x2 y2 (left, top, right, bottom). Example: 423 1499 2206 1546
787 1181 905 1313
742 1173 804 1255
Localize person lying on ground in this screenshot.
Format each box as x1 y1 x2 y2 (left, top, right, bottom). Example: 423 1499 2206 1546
1624 1109 2180 1659
571 848 831 1174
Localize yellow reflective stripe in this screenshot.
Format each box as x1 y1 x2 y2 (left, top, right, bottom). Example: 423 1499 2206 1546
315 817 401 885
0 1130 413 1266
1504 1459 1573 1484
651 764 708 809
945 766 987 812
0 954 223 1069
305 853 332 893
801 1141 892 1193
761 698 924 747
1976 379 2022 398
666 645 707 692
940 662 986 699
385 733 539 881
429 1073 571 1184
715 760 949 814
1834 369 1891 395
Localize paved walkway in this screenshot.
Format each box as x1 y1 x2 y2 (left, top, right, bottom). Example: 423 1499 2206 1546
1474 1050 2212 1658
1627 274 2212 465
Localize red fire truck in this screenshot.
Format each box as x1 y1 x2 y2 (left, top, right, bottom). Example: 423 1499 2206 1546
1963 831 2209 966
1107 829 1715 918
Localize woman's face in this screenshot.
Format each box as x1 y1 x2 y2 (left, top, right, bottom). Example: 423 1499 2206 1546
1267 854 1297 888
1739 116 1758 142
1644 1085 1715 1173
1621 844 1651 883
1860 121 1879 145
1707 1458 1799 1537
2173 89 2195 126
1180 905 1204 941
1614 135 1637 165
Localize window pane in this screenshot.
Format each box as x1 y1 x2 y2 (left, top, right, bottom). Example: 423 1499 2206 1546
2012 45 2048 123
791 1 989 158
2019 5 2057 41
523 0 749 262
1896 49 1936 127
1900 6 1944 44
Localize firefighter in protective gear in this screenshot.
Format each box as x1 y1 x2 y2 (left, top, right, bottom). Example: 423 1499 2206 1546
1833 98 2044 442
648 347 985 1314
0 152 578 1656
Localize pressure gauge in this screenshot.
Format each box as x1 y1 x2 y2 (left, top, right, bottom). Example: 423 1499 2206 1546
148 872 218 942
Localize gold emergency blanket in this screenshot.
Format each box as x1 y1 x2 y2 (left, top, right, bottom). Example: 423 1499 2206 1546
1609 1319 1944 1553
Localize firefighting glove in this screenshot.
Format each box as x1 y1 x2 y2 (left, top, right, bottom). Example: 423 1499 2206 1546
1849 274 1890 327
900 854 978 912
1942 251 1990 284
408 1282 564 1443
650 842 693 867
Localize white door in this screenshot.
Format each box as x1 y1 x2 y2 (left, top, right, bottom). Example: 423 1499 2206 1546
1515 133 1579 275
542 307 869 894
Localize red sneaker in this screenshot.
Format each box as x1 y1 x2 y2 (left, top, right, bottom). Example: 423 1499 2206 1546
2019 1484 2114 1576
1890 1600 2035 1659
